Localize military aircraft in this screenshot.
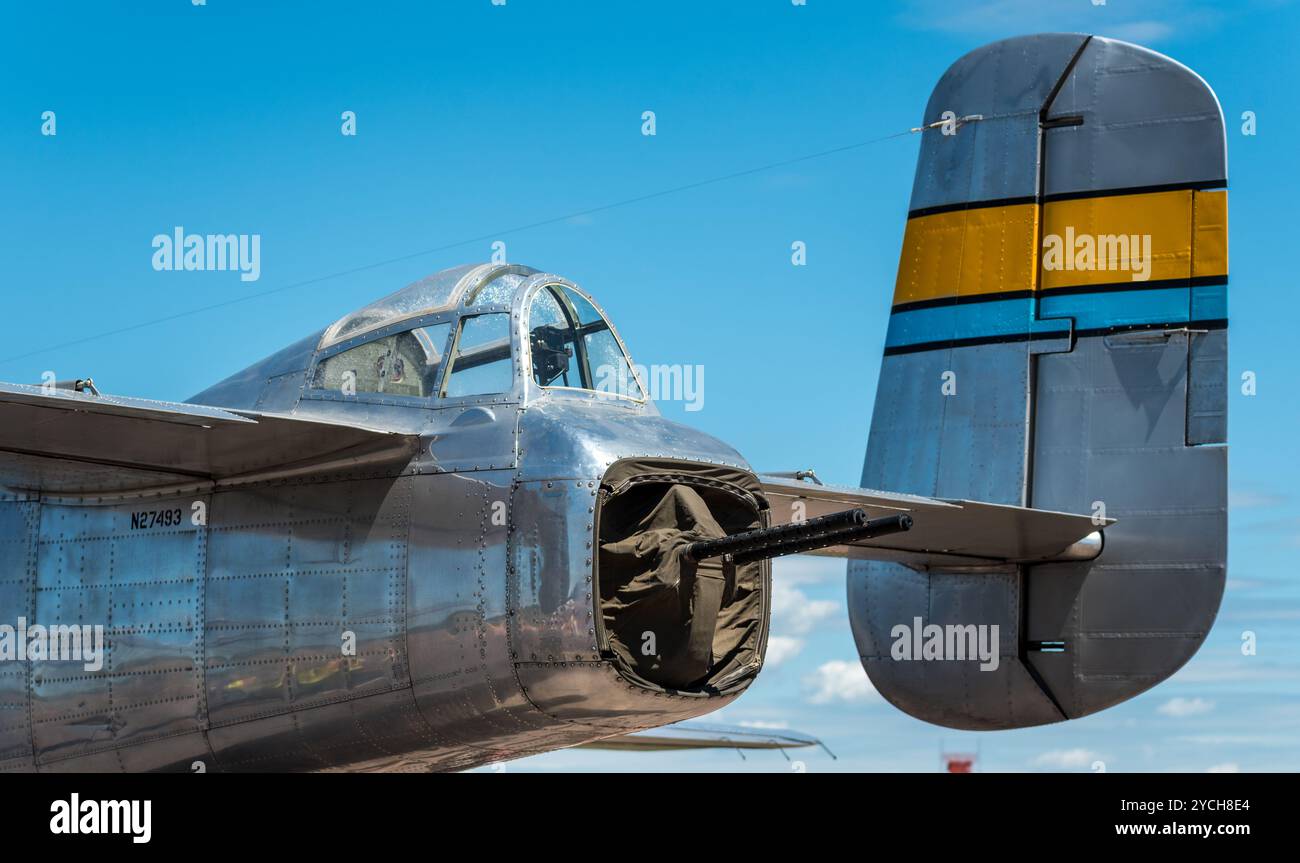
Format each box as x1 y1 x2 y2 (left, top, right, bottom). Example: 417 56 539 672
0 33 1227 771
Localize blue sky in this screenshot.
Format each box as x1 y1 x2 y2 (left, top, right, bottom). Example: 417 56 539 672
2 0 1297 771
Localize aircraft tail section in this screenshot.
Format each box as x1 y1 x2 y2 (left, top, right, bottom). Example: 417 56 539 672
849 34 1228 729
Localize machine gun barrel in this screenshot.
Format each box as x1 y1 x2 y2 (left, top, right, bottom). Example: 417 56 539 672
684 509 912 564
733 513 913 563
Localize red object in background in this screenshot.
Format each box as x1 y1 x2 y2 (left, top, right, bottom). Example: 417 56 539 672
944 753 976 773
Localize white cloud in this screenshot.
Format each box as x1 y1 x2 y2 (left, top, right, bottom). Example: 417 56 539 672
771 581 839 636
770 555 846 586
1108 20 1175 43
1229 489 1287 509
764 635 804 667
1169 660 1300 684
1157 697 1215 717
895 0 1227 43
804 659 879 704
1177 734 1300 747
1207 763 1240 773
1225 607 1300 621
1032 748 1100 769
738 719 790 730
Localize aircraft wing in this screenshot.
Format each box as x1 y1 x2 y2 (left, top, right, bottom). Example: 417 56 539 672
758 474 1110 567
0 382 419 496
577 722 823 754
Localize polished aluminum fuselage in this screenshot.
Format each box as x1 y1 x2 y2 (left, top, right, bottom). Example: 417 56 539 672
0 267 766 772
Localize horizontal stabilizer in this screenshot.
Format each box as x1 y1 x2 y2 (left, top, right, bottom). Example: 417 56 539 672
0 382 418 496
758 475 1108 567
